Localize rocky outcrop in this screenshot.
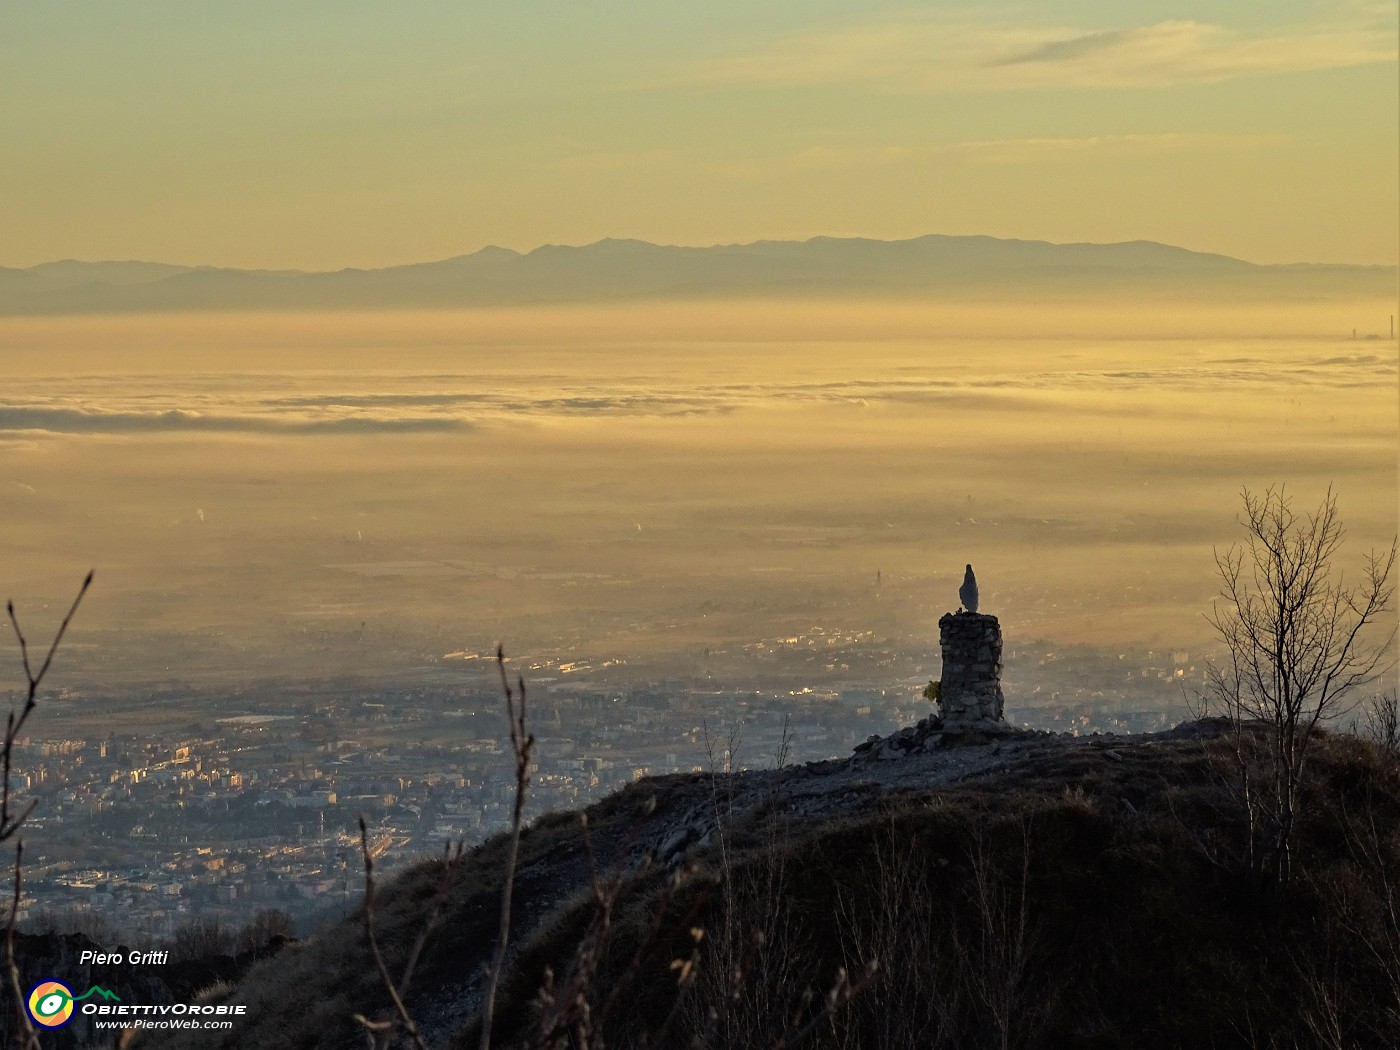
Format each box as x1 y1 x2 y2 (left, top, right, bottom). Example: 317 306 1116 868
851 712 1033 762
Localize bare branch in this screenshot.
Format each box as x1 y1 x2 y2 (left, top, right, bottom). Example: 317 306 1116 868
357 817 430 1050
2 573 93 843
5 842 38 1050
1 574 92 1050
479 645 534 1050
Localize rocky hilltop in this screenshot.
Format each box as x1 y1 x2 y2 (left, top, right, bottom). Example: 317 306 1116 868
129 716 1400 1050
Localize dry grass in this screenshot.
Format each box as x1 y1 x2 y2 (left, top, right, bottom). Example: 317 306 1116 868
128 727 1400 1050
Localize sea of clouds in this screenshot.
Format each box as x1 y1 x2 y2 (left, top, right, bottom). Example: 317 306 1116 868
0 349 1390 437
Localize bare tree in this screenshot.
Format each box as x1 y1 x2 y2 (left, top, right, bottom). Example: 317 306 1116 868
3 573 92 1050
956 818 1046 1050
1358 691 1400 766
1203 485 1397 889
234 908 297 954
169 917 235 962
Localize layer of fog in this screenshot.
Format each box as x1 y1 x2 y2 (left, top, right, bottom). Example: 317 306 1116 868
1 300 1395 687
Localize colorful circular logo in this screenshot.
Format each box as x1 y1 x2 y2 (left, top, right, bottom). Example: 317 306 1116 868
28 980 75 1028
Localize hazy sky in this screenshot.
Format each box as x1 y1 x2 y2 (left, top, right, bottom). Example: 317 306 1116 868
3 1 1396 269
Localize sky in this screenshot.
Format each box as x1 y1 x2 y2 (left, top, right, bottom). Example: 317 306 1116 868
2 0 1397 270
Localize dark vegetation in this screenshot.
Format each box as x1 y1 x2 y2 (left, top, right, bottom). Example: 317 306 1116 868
20 908 296 963
122 718 1400 1050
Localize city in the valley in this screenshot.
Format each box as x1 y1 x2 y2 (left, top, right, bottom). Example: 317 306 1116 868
12 627 1198 942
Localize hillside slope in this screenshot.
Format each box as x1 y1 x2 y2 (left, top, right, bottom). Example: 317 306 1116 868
125 716 1400 1050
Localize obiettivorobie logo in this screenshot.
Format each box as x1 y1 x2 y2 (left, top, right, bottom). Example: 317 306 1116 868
27 980 120 1028
26 977 247 1030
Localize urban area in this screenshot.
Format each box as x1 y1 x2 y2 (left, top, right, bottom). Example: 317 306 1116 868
10 629 1199 943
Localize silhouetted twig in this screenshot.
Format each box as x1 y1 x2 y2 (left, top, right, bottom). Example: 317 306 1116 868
2 571 92 843
2 572 93 1050
479 645 534 1050
773 960 881 1050
356 816 441 1050
5 843 37 1050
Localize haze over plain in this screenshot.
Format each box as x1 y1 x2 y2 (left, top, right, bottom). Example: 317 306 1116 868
1 0 1396 695
2 288 1395 688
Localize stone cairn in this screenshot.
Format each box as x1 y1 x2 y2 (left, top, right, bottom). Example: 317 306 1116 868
937 593 1006 729
852 565 1013 760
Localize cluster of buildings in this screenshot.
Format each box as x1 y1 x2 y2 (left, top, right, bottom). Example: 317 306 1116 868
9 633 1199 941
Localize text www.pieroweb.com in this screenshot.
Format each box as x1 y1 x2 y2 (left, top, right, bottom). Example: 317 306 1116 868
94 1017 234 1031
86 1003 244 1031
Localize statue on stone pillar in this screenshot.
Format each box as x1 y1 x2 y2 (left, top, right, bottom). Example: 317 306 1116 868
959 564 978 614
938 564 1005 728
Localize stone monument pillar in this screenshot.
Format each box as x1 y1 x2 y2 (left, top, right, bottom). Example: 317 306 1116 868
936 611 1005 727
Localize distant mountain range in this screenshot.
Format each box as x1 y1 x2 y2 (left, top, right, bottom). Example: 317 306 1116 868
1 234 1393 314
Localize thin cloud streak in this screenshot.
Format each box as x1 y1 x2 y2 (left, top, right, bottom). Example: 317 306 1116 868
546 133 1287 183
0 407 472 435
950 132 1291 164
671 8 1397 92
548 148 682 173
1 355 1389 437
787 133 1289 170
